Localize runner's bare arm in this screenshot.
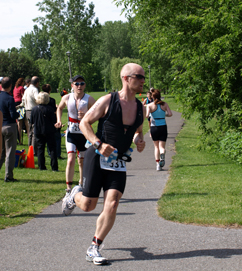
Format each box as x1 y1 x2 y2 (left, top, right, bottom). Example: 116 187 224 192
165 103 173 117
133 105 146 152
55 94 69 128
146 104 151 118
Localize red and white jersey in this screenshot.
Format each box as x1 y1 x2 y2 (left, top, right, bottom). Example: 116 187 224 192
67 93 90 134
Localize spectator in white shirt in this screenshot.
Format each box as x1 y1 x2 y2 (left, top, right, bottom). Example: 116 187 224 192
22 76 39 156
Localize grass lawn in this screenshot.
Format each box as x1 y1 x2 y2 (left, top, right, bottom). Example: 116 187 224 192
158 112 242 228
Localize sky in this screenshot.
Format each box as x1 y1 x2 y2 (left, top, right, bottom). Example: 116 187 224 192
0 0 128 51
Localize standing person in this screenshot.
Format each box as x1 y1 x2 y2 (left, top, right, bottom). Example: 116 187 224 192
146 89 172 171
61 88 68 96
13 77 29 145
24 79 31 90
60 89 68 97
42 84 63 159
143 91 153 106
13 77 25 105
0 77 19 182
55 75 95 194
30 92 58 171
62 63 146 265
22 76 40 156
143 91 153 133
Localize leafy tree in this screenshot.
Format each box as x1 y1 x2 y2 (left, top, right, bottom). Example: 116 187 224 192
20 25 51 61
37 58 59 91
0 50 39 90
115 0 242 135
34 0 101 91
94 20 140 90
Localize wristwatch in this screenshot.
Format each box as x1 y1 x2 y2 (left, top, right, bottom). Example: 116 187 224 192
93 140 102 150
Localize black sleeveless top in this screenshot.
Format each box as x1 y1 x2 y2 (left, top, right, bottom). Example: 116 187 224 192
96 92 143 154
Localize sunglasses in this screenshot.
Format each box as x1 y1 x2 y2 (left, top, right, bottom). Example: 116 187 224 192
127 74 145 80
73 82 85 86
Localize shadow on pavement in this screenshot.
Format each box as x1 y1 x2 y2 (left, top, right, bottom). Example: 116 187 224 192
109 247 242 262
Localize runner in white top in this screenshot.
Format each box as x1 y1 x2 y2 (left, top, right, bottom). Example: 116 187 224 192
55 75 95 193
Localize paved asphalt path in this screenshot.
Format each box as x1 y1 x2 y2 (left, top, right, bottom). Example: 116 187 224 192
1 111 242 271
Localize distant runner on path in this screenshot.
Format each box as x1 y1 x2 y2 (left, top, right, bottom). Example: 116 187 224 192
55 75 95 195
146 89 172 171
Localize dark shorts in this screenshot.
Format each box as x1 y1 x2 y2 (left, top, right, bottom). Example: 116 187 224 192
150 125 167 142
66 131 87 152
82 147 126 198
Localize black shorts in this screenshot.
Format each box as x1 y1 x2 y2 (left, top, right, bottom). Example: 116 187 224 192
150 125 167 141
66 131 87 152
82 147 126 197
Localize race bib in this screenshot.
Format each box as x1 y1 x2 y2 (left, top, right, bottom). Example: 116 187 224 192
100 156 126 172
69 122 81 133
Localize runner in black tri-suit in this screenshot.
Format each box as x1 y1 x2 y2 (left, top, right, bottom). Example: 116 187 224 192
62 63 146 265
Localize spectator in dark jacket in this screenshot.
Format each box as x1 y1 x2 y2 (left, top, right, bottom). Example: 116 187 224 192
0 77 19 182
30 92 58 171
42 84 63 159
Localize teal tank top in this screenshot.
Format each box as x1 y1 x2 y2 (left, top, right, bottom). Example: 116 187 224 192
150 105 166 126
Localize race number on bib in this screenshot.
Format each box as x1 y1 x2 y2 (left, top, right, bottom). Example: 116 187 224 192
100 156 126 172
69 122 81 133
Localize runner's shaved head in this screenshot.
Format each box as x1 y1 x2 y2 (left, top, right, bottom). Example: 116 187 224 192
120 63 143 78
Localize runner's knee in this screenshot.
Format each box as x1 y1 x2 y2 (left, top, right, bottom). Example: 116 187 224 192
79 197 98 212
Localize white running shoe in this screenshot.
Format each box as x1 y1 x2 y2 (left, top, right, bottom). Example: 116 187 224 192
64 188 71 198
156 164 161 171
86 244 108 265
62 185 82 216
62 188 71 208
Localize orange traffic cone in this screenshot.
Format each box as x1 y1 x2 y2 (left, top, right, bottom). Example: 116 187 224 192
139 93 141 96
142 97 144 101
25 145 35 169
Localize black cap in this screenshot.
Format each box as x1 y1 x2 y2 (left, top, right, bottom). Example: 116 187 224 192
72 75 85 82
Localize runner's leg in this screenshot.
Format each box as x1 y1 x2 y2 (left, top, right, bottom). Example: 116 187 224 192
94 189 122 241
153 140 160 160
66 152 76 190
159 141 166 155
77 152 85 186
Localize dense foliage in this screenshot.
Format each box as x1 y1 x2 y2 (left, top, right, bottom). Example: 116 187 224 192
0 49 39 91
115 0 242 161
93 20 140 90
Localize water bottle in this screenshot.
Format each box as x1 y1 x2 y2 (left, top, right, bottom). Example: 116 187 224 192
95 149 118 163
85 140 92 149
124 148 133 157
